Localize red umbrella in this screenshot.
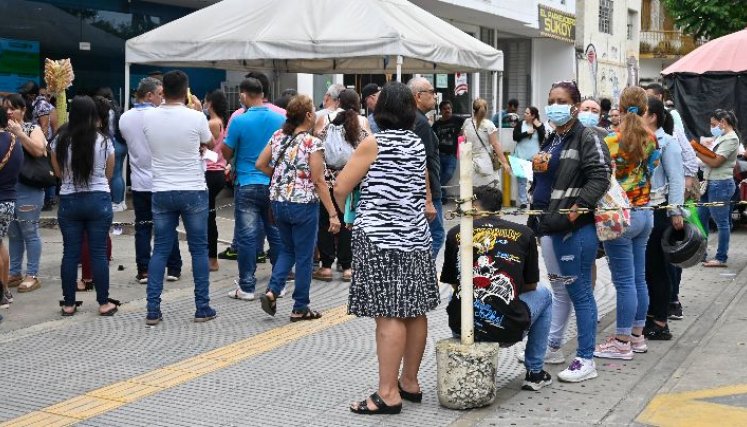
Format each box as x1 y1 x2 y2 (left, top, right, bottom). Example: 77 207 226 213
662 28 747 75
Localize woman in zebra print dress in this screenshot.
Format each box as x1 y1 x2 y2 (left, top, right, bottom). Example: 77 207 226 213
334 81 439 415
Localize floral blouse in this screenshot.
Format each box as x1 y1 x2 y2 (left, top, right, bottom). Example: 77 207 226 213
604 130 660 206
269 129 324 204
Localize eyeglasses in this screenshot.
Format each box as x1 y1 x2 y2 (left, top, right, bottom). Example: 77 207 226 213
418 89 436 95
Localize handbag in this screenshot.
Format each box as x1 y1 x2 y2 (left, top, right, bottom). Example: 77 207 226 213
472 119 501 171
17 125 55 188
595 175 631 241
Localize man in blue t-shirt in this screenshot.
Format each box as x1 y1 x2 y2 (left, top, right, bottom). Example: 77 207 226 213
222 78 285 301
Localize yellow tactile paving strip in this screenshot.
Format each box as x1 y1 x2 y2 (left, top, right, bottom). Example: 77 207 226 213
0 305 351 427
637 384 747 427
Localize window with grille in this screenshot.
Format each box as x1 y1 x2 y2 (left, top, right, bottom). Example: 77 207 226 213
599 0 614 34
627 10 637 40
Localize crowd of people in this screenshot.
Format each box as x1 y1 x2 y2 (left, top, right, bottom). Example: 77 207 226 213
0 69 741 414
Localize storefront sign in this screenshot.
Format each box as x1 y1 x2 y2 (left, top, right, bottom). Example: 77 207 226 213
436 74 448 88
0 38 39 93
538 5 576 44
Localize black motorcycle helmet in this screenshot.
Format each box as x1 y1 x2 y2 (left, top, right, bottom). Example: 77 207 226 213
661 222 706 268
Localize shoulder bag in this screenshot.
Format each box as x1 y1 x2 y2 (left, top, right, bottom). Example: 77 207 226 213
18 125 56 188
472 119 501 171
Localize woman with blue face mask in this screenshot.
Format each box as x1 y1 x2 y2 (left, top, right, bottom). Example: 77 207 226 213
529 81 611 383
696 110 740 267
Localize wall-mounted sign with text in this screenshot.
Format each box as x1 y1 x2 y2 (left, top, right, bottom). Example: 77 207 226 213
538 5 576 44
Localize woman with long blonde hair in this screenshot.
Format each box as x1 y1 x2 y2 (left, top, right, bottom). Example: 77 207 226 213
595 86 659 360
462 98 510 187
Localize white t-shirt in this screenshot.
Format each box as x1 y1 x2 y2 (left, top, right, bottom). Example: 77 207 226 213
52 133 114 195
143 105 212 192
462 118 497 154
119 103 154 192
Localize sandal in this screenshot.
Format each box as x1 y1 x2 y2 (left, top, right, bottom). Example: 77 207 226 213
342 270 352 282
17 276 41 293
312 269 333 282
398 381 423 403
77 280 94 292
350 392 402 415
99 298 121 316
259 291 277 317
290 307 322 322
59 300 82 317
703 259 727 268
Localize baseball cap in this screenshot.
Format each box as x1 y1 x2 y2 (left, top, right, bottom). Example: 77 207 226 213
361 83 381 100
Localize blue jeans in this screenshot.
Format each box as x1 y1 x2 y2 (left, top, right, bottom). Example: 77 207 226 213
235 185 281 293
8 183 44 276
58 192 112 306
430 199 445 257
439 153 457 200
268 201 319 311
520 285 553 373
132 191 182 275
111 139 126 204
698 179 735 262
603 209 653 335
230 217 266 256
548 224 598 359
516 177 529 206
147 190 211 315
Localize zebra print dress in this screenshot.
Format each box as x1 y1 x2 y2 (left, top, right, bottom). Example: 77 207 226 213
348 129 440 318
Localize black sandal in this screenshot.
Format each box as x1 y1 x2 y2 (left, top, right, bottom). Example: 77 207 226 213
99 298 121 317
350 392 402 415
290 307 322 322
398 382 423 403
259 291 277 317
59 300 82 317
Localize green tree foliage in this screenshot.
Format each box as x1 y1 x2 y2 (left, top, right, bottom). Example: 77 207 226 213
663 0 747 39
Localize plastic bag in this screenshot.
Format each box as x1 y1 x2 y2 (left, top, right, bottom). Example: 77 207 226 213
595 176 631 241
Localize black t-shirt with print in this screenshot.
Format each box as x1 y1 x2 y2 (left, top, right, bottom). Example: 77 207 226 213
441 216 540 344
432 116 465 156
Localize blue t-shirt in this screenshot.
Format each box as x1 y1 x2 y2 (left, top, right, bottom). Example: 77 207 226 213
531 134 564 208
224 106 285 186
0 132 24 202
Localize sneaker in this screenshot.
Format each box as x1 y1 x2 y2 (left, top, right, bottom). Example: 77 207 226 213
0 294 9 309
228 285 255 301
594 337 634 360
218 247 238 261
644 323 673 340
4 289 13 304
668 302 683 320
256 252 267 263
278 287 287 298
111 202 127 212
286 271 295 282
166 271 181 282
516 345 565 365
522 370 553 391
194 307 217 323
136 272 148 284
145 312 163 326
557 358 598 383
630 334 648 353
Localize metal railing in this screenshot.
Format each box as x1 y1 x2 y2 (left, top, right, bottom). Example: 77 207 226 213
640 30 705 57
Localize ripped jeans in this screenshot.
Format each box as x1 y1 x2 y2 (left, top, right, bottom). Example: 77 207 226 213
543 224 598 359
8 183 44 277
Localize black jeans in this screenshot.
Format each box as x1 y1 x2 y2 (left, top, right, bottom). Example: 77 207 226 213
317 188 351 270
132 190 182 275
646 208 675 322
205 170 226 258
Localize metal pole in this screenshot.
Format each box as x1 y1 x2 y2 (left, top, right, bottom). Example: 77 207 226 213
124 63 131 110
459 141 474 345
396 55 403 82
491 71 498 118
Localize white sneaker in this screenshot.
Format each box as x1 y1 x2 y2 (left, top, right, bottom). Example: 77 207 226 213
557 357 598 383
112 202 127 212
516 345 565 365
278 287 287 298
593 336 634 360
630 334 648 353
228 286 255 301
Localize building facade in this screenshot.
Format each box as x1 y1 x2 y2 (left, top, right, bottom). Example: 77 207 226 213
575 0 642 104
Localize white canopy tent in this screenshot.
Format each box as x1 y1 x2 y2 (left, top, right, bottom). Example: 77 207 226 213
124 0 504 109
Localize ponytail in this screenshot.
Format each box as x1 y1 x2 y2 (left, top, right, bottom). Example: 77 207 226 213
331 89 362 146
619 86 649 165
473 98 488 125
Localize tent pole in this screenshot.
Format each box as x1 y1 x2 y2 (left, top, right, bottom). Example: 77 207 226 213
497 71 504 123
124 63 131 110
396 55 403 82
491 71 498 117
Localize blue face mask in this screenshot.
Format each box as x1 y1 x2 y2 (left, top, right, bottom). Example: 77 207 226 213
711 126 723 137
545 104 573 126
578 111 600 128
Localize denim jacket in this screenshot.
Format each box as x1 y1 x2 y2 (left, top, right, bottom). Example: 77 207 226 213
650 127 684 216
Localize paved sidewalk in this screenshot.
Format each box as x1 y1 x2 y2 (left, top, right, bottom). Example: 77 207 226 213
0 198 744 426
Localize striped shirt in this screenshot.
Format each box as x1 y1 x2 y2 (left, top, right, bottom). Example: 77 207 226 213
355 129 431 251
